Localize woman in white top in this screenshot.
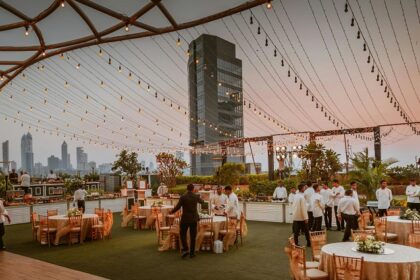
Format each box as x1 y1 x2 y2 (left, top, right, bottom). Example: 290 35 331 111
376 180 393 217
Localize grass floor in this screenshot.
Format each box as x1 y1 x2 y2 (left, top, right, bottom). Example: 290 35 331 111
4 214 342 280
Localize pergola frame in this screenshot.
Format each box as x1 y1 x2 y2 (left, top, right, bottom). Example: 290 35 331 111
0 0 268 89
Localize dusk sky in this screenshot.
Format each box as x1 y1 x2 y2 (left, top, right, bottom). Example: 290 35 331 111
0 0 419 170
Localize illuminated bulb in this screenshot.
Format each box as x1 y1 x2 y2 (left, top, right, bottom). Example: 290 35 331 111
125 24 129 32
177 37 181 46
118 65 122 73
25 26 29 36
61 1 65 7
76 63 80 69
42 51 46 56
99 49 103 56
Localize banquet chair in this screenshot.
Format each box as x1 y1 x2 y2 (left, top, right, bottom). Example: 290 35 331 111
235 212 246 246
287 235 320 270
150 206 162 230
290 244 329 280
31 212 40 241
39 215 57 247
332 254 364 280
360 210 375 230
198 217 214 251
155 213 170 245
387 207 401 216
374 217 398 243
309 230 327 262
351 229 375 241
412 220 420 234
103 210 114 239
131 203 147 230
169 217 182 252
47 209 58 216
68 215 83 245
91 209 105 240
407 233 420 249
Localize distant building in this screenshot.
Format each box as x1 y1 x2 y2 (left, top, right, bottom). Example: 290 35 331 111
98 163 113 174
148 162 154 171
61 141 68 170
175 151 184 161
188 34 244 175
21 133 34 174
245 163 262 174
88 161 97 172
76 147 88 171
2 140 9 172
47 155 60 171
10 161 17 171
34 162 47 176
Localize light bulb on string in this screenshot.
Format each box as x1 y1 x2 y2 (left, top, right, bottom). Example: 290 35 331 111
265 38 268 47
250 16 253 24
367 55 370 63
24 25 29 36
357 31 360 39
274 49 277 57
345 2 348 12
266 0 272 9
125 24 129 32
176 37 181 46
257 26 261 35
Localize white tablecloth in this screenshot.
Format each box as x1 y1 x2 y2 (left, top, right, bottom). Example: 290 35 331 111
386 216 413 244
320 242 420 280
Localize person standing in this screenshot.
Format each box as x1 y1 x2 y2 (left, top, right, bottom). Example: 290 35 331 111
292 184 310 247
0 198 11 250
376 180 393 217
272 181 288 202
170 184 204 259
332 179 345 231
9 169 18 185
211 186 228 215
157 183 169 196
311 184 324 231
288 187 297 216
20 171 31 194
350 181 360 229
320 182 333 230
225 186 240 219
73 186 88 213
304 181 314 230
406 179 420 211
337 189 359 242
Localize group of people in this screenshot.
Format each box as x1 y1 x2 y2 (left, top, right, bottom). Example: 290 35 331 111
8 169 31 194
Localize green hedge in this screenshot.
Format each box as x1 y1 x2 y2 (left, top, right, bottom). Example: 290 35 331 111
249 180 277 196
176 175 216 185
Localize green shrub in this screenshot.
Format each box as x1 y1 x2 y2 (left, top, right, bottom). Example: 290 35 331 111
170 184 187 195
175 175 216 185
283 177 298 191
239 175 249 185
214 163 245 185
235 189 253 200
249 180 277 196
248 174 269 184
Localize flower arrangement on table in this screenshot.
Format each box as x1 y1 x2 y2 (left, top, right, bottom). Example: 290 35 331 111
151 201 164 207
199 213 211 219
400 208 420 221
67 208 82 217
355 235 385 254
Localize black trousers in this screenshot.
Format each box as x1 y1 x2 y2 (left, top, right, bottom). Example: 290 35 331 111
334 206 345 230
307 211 314 230
0 223 4 249
312 216 322 231
324 206 332 229
377 209 387 217
342 214 358 241
77 200 85 213
180 222 198 254
292 221 310 246
407 203 420 212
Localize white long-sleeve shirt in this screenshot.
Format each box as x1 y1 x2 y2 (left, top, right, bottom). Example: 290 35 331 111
320 188 333 207
273 186 287 200
226 192 240 219
304 187 315 211
288 192 296 204
311 193 324 218
212 193 228 208
0 200 9 224
376 188 393 209
292 193 308 221
406 185 420 203
73 188 88 202
338 196 359 216
332 186 345 206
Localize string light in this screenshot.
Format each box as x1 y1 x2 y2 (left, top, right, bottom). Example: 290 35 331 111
61 1 65 8
24 25 29 36
266 0 272 9
176 37 181 46
125 24 129 32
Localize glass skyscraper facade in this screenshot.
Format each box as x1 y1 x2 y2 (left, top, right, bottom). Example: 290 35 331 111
188 34 244 176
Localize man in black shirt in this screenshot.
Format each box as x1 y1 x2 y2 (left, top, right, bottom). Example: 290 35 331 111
170 184 204 258
9 169 18 184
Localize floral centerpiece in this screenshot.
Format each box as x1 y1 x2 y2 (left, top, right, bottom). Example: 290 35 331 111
355 236 385 254
151 201 163 207
400 208 420 221
67 208 82 217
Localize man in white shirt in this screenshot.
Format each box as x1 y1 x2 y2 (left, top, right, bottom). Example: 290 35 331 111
0 198 11 250
224 186 240 219
212 186 228 215
406 179 420 211
272 181 288 202
376 180 393 217
320 182 333 230
337 189 360 241
157 183 169 196
20 171 31 194
47 170 57 182
288 187 297 215
73 186 88 213
311 184 324 231
303 181 315 230
332 179 345 231
292 183 310 247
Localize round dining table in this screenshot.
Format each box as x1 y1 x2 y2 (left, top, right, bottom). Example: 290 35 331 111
386 216 414 244
48 214 98 244
138 205 174 227
320 242 420 280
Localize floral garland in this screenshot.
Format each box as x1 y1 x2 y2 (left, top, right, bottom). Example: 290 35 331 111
400 208 420 221
67 208 82 217
355 236 385 254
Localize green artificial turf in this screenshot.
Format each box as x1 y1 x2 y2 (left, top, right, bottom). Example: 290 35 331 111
4 214 342 280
